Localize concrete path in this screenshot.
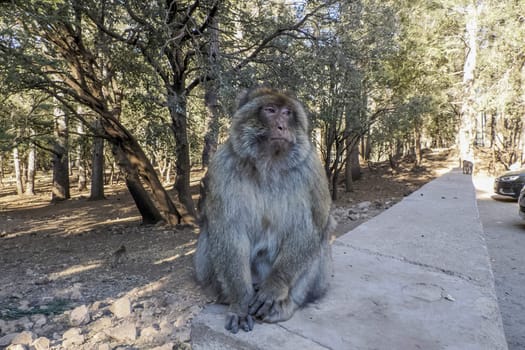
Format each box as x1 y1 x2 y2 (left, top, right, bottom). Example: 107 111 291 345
191 168 508 350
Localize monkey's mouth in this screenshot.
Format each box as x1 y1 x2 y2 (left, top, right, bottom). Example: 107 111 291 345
270 137 291 143
268 138 291 157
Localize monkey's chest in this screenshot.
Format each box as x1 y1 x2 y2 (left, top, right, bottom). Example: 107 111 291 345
232 174 314 236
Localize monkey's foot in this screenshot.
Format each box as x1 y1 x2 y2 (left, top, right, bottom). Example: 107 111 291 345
249 295 297 323
225 312 254 333
262 298 297 323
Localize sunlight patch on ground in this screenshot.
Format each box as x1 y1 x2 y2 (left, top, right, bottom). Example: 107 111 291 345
49 262 103 280
154 247 196 265
127 276 171 299
154 254 181 264
435 167 452 176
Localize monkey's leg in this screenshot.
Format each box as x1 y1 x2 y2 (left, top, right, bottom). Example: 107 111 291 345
256 243 332 323
194 232 213 284
215 235 256 334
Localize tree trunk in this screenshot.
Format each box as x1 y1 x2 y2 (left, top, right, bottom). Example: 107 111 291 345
201 14 221 168
458 3 478 164
90 118 105 200
76 119 87 192
167 89 196 219
0 154 4 187
521 65 525 165
345 161 354 192
361 133 372 161
113 145 163 224
13 146 24 195
414 128 422 167
345 141 361 192
100 114 187 225
202 88 221 167
25 131 36 196
52 106 70 201
350 143 361 178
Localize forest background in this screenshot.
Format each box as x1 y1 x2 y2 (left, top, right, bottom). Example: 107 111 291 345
0 0 524 225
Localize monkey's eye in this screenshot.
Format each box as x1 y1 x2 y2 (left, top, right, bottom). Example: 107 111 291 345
282 108 291 116
264 106 276 114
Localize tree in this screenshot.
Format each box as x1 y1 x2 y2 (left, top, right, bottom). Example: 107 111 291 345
458 2 478 165
201 13 221 168
89 118 105 200
0 0 186 224
51 105 70 201
12 144 23 195
25 128 36 195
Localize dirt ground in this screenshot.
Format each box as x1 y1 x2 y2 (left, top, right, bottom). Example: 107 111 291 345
0 149 456 349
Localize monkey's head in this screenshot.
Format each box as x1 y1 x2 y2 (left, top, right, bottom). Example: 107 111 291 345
230 88 311 168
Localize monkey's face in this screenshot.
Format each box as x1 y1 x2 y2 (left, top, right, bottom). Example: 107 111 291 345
259 103 296 157
230 88 310 167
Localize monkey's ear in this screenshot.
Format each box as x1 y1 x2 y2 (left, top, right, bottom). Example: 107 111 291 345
236 89 251 110
236 84 274 110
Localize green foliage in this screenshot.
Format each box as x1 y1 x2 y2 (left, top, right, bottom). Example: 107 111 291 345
0 0 524 183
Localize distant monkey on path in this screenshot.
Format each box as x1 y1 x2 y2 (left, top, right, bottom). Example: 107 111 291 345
462 160 473 175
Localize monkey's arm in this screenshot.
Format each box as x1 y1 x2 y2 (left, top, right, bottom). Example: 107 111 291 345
199 155 258 332
200 209 257 333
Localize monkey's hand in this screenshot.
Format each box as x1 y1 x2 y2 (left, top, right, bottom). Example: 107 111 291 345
248 279 289 321
225 304 254 334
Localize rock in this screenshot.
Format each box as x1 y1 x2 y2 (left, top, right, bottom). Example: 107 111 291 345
106 322 137 342
175 327 191 343
20 319 33 331
11 317 30 332
189 305 202 315
31 337 50 350
174 315 186 328
62 328 85 347
96 344 111 350
68 283 83 300
159 319 173 335
70 305 90 326
348 214 360 221
357 201 371 210
6 344 26 350
90 301 106 312
151 343 175 350
11 331 36 345
18 300 30 311
139 325 160 340
110 297 132 319
91 331 109 343
0 333 19 347
31 315 47 329
89 316 112 333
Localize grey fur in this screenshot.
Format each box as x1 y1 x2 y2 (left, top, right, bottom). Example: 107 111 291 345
194 88 334 333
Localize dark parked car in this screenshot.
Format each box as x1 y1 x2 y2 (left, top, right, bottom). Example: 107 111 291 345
494 169 525 198
519 187 525 219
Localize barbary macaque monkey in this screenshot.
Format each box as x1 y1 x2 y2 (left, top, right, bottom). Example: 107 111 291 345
462 160 473 174
194 87 334 333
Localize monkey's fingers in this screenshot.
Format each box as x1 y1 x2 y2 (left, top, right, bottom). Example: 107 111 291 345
225 312 254 333
225 312 240 333
249 294 274 318
262 299 295 323
240 314 255 332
